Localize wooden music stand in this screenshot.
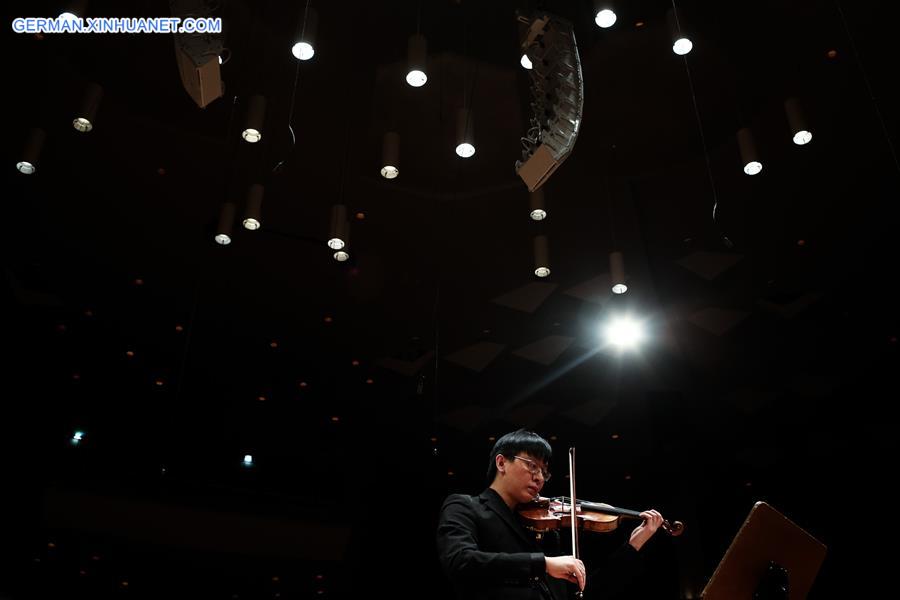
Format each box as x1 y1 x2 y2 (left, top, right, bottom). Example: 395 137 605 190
701 501 827 600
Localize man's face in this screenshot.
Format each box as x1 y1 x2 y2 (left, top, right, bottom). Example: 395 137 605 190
503 452 549 503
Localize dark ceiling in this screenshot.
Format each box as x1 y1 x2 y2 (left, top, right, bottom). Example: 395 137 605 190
2 0 898 598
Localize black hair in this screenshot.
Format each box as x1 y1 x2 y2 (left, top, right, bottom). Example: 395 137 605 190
486 429 552 484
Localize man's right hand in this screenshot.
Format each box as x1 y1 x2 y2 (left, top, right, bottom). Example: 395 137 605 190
545 555 586 591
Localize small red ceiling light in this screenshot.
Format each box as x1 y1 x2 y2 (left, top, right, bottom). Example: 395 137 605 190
366 378 374 384
635 20 645 28
134 278 144 286
72 372 81 380
157 167 166 176
797 239 806 246
299 381 308 388
351 359 360 366
257 395 266 402
175 324 184 332
355 212 365 220
125 350 135 358
324 316 333 323
331 416 340 422
269 340 278 348
826 49 838 59
611 433 620 440
155 379 164 386
624 474 632 480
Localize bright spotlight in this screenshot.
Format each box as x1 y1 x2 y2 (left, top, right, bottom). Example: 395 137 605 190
595 10 617 28
673 38 693 55
604 316 645 350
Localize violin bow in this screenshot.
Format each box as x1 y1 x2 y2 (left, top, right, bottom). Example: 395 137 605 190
568 447 583 599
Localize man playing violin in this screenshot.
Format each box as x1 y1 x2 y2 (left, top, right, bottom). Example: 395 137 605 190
436 429 665 599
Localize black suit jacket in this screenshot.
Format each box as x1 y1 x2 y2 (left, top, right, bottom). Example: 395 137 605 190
436 488 643 600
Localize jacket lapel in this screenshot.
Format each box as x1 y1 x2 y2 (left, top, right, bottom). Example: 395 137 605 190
479 488 539 549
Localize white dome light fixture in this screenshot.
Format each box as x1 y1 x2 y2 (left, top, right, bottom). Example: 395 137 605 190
242 184 264 230
667 7 693 55
737 127 763 176
17 128 46 175
534 235 551 278
406 33 428 87
380 131 400 179
595 8 617 29
291 6 317 60
455 108 475 158
327 204 348 250
215 202 236 245
73 82 103 133
529 188 547 221
241 95 266 143
785 97 813 145
610 251 627 294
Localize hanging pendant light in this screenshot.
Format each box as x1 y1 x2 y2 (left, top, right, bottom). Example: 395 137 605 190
333 223 350 262
667 7 693 55
406 33 428 87
737 127 763 175
327 204 348 250
534 235 550 278
214 202 236 245
291 6 317 60
455 108 475 158
72 82 103 133
610 251 627 294
594 3 617 28
380 131 400 179
242 184 264 230
785 97 812 145
242 95 266 143
529 188 547 221
17 128 46 175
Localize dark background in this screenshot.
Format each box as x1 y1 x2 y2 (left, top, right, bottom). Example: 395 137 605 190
2 0 897 598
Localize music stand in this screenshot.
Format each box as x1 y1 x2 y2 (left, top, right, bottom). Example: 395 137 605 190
701 501 827 599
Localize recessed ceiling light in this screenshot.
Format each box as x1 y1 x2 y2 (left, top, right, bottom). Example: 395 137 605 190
134 278 144 286
269 341 278 348
175 324 184 332
324 316 333 323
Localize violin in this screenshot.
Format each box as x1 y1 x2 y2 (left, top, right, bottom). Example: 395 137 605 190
517 496 685 537
520 448 683 599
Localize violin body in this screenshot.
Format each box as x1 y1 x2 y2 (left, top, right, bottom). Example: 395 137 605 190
518 496 621 534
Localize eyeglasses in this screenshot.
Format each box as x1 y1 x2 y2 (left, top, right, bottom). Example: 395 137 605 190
511 455 551 482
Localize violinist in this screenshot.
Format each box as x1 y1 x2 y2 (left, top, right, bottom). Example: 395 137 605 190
436 429 665 600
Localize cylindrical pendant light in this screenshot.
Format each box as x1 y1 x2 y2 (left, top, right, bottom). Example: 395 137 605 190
243 184 264 230
667 7 693 55
333 224 350 262
215 202 236 245
529 188 547 221
737 127 762 175
73 82 103 133
534 235 550 278
785 97 812 145
291 6 318 60
594 3 617 28
327 204 348 250
242 95 266 143
380 131 400 179
17 128 46 175
610 251 627 294
406 33 428 87
455 108 475 158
